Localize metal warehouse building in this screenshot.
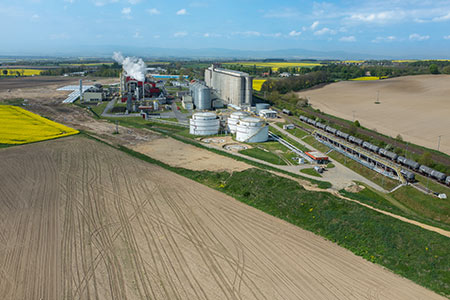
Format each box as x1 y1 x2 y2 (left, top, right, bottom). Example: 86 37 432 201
204 65 253 107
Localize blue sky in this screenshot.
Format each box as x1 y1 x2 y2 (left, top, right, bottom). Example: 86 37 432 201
1 0 450 57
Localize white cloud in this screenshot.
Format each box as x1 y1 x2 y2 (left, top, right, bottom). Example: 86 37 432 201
121 7 132 19
174 31 188 37
314 27 336 35
432 12 450 22
203 33 222 38
147 8 160 15
409 33 430 41
311 21 319 30
339 36 356 42
289 30 302 37
444 35 450 40
372 36 396 43
267 32 282 38
153 35 160 39
176 8 187 15
64 0 75 3
349 11 397 23
31 14 39 21
93 0 118 6
133 31 142 38
128 0 141 4
233 31 261 37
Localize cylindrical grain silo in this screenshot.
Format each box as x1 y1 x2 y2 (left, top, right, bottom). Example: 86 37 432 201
197 85 211 110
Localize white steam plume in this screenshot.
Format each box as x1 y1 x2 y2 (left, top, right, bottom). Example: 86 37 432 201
113 51 146 82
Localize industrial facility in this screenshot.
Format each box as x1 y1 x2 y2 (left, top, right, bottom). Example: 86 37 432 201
204 65 253 107
299 115 450 185
183 81 224 110
119 72 165 113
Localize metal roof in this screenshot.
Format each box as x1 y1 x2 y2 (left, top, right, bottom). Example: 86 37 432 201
58 85 94 103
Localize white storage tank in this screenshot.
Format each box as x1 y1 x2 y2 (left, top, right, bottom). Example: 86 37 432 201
255 103 270 113
236 117 269 143
189 112 220 136
227 111 249 134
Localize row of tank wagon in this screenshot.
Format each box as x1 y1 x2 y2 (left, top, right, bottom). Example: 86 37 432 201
189 111 269 143
300 115 450 185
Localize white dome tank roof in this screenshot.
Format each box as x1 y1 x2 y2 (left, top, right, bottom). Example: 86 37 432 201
230 111 249 118
192 112 217 120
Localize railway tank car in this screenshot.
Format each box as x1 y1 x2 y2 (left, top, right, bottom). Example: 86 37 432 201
298 116 449 186
431 170 447 182
397 156 420 170
378 148 398 161
401 169 416 182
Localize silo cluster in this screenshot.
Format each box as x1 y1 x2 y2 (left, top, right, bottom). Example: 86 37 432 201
189 82 212 110
205 65 253 107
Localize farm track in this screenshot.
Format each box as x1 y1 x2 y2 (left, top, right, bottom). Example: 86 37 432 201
0 136 446 300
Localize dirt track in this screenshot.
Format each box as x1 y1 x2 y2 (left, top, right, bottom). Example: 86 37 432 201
297 75 450 155
0 136 445 300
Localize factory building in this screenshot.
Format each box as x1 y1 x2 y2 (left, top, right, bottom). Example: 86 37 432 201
120 72 161 103
259 109 277 119
204 65 253 107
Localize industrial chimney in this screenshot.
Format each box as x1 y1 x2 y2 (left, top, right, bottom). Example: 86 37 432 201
79 79 83 103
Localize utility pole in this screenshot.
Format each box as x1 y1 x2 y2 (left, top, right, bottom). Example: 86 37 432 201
352 110 356 122
437 135 442 151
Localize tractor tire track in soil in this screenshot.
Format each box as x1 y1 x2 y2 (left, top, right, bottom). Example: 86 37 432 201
0 136 446 300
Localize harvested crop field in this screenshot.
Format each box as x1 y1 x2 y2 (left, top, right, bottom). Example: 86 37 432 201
131 136 250 172
297 75 450 155
0 136 446 300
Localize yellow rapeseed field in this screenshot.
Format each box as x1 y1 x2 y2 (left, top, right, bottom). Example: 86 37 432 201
0 69 44 76
224 62 322 72
252 79 267 91
350 76 388 81
0 105 79 144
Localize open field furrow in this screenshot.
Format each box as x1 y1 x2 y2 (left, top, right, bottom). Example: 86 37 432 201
0 136 447 300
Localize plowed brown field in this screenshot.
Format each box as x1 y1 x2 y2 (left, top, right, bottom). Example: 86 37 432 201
297 75 450 155
0 136 445 300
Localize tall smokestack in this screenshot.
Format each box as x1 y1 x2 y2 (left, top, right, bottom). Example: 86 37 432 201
79 79 83 103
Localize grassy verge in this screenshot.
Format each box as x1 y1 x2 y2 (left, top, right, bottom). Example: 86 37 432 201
290 127 309 138
90 138 450 298
415 173 450 195
327 163 335 168
392 186 450 225
269 126 311 152
341 183 450 232
300 168 322 177
302 136 331 153
90 101 109 116
239 147 287 165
